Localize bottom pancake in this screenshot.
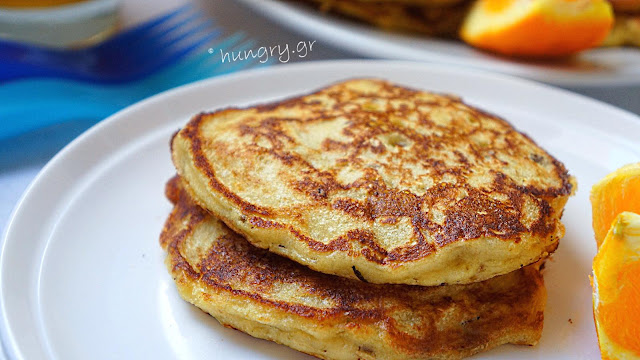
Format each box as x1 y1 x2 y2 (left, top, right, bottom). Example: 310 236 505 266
160 176 546 360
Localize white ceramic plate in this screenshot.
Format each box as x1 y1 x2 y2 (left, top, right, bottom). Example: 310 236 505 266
2 60 640 360
237 0 640 87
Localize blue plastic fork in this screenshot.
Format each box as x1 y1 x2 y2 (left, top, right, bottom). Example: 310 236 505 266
0 4 221 84
0 32 269 140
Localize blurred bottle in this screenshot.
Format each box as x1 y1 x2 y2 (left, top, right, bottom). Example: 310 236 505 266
0 0 120 48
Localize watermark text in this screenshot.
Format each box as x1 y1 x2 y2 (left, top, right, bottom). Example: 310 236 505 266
208 40 317 64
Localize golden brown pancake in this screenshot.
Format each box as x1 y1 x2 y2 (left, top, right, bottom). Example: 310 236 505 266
297 0 470 37
601 14 640 47
309 0 467 6
171 78 574 286
160 176 546 360
608 0 640 13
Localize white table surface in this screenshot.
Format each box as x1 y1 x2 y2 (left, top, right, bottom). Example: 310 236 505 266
0 1 638 358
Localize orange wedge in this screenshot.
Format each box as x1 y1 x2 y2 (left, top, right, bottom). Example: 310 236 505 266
591 163 640 248
592 212 640 360
460 0 614 57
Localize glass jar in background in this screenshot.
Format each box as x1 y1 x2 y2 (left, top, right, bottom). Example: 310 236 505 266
0 0 120 48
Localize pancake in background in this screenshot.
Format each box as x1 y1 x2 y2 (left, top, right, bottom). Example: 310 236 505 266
312 0 466 5
608 0 640 12
298 0 471 36
160 176 547 360
296 0 639 51
601 14 640 46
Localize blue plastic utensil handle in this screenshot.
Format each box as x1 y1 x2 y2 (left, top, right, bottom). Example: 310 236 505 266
0 36 270 140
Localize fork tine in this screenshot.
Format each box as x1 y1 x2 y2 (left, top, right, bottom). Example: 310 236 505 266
155 19 216 49
146 32 255 84
107 11 198 63
102 4 193 46
131 27 221 80
120 11 203 57
122 16 217 63
166 31 247 74
146 32 274 88
166 26 221 58
153 19 220 55
139 11 202 45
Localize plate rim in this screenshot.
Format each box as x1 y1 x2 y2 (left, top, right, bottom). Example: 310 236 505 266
2 59 640 359
237 0 640 88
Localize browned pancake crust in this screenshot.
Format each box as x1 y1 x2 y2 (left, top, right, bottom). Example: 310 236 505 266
161 176 546 360
601 14 640 47
608 0 640 13
297 0 470 37
307 0 467 6
172 79 573 286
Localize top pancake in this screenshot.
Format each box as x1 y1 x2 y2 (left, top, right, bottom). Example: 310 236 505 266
171 78 574 286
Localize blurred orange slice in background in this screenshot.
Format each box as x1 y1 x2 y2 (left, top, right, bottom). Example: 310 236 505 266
591 162 640 248
460 0 614 57
591 211 640 360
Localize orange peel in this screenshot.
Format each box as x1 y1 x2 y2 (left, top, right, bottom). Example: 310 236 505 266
460 0 614 57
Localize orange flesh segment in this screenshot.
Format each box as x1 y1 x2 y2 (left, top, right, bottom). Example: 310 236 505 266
461 0 614 57
485 0 514 13
470 14 612 57
598 260 640 356
592 173 640 248
593 212 640 359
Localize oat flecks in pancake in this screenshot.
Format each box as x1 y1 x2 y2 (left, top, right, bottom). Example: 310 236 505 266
172 78 574 286
160 177 546 360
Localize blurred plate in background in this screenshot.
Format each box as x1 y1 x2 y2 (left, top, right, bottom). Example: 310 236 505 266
237 0 640 88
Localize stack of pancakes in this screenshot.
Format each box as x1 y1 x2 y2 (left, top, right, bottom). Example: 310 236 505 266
160 79 575 359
